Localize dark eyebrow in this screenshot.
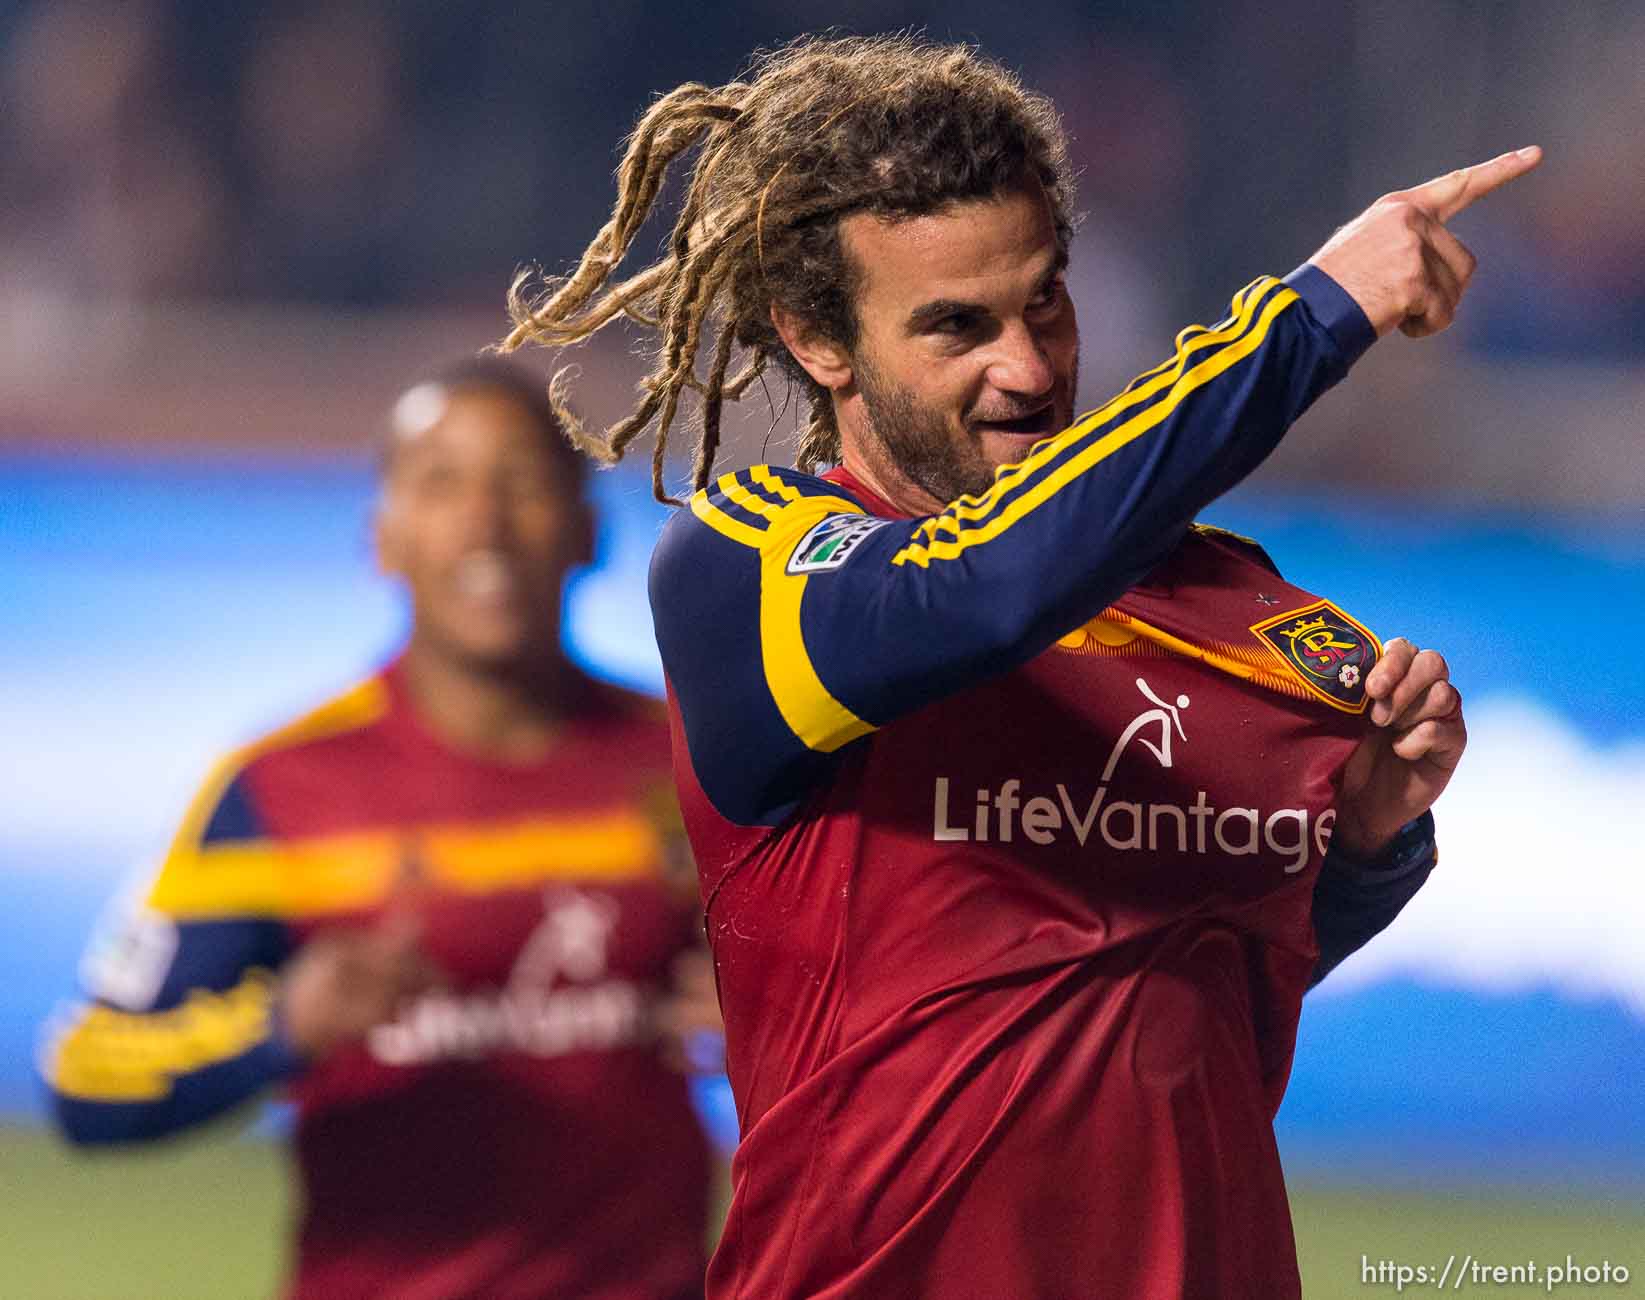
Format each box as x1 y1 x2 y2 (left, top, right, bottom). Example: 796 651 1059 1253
906 298 985 331
903 249 1070 333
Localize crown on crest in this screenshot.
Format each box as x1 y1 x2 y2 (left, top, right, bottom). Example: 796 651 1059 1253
1280 614 1329 638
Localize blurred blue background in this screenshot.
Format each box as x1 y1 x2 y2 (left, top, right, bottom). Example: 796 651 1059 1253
5 453 1642 1188
2 1 1643 1289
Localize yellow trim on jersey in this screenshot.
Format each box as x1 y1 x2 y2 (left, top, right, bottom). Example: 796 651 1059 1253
901 278 1272 547
893 284 1298 567
691 492 768 549
45 971 277 1102
147 809 668 920
1116 614 1268 685
716 471 787 521
687 471 883 752
689 471 864 553
747 464 804 505
758 507 878 753
152 678 390 897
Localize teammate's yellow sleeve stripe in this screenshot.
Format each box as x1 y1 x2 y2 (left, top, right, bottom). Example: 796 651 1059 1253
899 277 1284 550
146 809 667 920
43 971 277 1102
893 284 1298 567
759 506 878 752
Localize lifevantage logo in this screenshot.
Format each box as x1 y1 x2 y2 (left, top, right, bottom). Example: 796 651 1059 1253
932 677 1335 873
369 888 646 1065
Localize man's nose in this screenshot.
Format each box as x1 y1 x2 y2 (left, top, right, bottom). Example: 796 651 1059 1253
459 482 513 541
985 322 1056 399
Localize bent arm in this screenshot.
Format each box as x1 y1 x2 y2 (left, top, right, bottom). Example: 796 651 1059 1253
40 768 304 1144
1308 812 1437 989
44 954 305 1144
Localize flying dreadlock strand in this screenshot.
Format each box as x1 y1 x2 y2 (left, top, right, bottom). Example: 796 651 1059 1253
639 235 743 499
721 354 767 401
499 87 737 352
692 317 739 496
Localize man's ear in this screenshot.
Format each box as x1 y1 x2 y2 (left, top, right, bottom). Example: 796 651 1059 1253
770 305 854 392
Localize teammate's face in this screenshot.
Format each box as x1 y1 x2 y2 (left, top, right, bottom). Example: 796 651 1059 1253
376 387 591 672
838 180 1078 508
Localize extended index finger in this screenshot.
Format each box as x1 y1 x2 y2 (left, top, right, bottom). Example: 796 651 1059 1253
1403 146 1543 223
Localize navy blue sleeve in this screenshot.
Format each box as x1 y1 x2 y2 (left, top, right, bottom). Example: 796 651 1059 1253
1308 811 1437 989
653 270 1374 827
40 770 306 1145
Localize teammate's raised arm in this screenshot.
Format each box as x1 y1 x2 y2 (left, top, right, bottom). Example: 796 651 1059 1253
1309 146 1543 339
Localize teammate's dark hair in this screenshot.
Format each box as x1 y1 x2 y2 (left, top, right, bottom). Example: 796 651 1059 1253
496 33 1075 502
382 356 587 490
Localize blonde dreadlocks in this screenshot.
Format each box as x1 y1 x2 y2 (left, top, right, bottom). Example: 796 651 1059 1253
497 34 1075 503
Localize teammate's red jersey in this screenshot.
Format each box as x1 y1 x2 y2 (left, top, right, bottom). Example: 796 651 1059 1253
44 664 711 1300
650 269 1434 1298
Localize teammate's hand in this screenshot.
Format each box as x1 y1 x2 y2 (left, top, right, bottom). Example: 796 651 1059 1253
1333 637 1467 859
278 911 445 1061
655 946 725 1073
1309 146 1542 339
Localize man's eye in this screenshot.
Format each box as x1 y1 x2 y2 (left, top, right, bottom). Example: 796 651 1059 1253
932 313 977 336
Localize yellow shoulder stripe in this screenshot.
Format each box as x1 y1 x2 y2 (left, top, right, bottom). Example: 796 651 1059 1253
43 971 277 1102
687 467 884 752
758 504 877 753
156 678 390 885
893 283 1297 567
146 809 668 920
691 491 768 548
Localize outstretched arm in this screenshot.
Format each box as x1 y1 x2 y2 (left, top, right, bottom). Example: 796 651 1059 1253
656 151 1536 828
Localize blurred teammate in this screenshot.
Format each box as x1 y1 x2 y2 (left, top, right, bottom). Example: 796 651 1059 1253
40 359 716 1300
499 37 1537 1299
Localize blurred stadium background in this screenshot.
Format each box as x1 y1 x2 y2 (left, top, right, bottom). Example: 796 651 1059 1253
3 1 1642 1296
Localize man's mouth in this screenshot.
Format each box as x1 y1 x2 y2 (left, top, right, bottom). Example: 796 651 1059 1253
972 405 1057 439
454 550 519 603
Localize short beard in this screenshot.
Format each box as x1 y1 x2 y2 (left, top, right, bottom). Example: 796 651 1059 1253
853 351 996 504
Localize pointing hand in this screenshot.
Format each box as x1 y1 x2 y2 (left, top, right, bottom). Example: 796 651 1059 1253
1309 147 1543 338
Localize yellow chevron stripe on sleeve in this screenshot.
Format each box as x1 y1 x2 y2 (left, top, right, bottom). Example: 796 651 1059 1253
898 278 1284 551
748 464 803 504
44 971 277 1102
893 284 1297 568
690 492 769 549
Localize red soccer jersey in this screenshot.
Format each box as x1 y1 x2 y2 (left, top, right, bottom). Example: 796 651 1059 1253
46 663 710 1300
649 270 1411 1297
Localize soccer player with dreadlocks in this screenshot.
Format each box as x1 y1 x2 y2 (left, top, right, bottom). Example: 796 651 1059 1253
502 35 1538 1299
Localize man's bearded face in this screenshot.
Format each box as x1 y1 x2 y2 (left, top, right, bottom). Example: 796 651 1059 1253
833 180 1080 511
